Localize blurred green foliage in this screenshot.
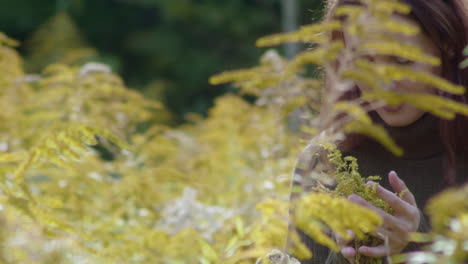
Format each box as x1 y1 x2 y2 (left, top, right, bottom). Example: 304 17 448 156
0 0 324 121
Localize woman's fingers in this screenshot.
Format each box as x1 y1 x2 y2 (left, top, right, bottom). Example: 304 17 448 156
341 247 356 263
336 230 356 263
375 226 391 240
367 181 418 220
388 171 416 206
336 230 355 247
358 245 388 258
346 172 421 258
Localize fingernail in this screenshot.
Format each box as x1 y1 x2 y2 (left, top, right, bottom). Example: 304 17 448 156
343 248 354 257
390 170 401 181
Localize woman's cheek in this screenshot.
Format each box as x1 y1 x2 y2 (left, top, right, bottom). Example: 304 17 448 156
406 82 436 95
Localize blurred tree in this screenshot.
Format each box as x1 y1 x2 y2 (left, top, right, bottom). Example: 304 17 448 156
0 0 324 121
282 0 300 58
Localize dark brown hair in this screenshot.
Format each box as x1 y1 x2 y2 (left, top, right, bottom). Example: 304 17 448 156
325 0 468 184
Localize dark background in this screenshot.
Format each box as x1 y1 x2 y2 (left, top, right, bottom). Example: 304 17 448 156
0 0 324 122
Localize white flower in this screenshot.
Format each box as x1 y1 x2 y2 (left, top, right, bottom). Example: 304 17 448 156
157 187 235 241
78 62 112 77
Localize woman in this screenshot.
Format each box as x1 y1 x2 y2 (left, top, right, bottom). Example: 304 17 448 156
293 0 468 263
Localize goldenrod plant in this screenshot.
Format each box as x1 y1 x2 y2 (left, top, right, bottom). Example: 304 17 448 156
391 185 468 264
25 12 97 72
0 33 23 88
307 143 391 264
211 0 468 263
0 32 165 262
212 0 468 157
0 0 467 263
0 30 304 262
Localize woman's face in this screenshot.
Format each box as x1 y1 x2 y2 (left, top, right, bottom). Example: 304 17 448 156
350 14 442 127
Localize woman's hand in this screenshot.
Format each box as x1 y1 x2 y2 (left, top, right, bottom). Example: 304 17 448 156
339 170 420 262
336 230 357 263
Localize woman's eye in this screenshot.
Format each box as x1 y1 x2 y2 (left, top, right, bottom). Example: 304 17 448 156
362 55 375 62
393 57 413 65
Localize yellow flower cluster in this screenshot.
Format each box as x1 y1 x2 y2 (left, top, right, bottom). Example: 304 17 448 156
392 185 468 264
0 27 306 263
0 0 466 262
294 192 382 252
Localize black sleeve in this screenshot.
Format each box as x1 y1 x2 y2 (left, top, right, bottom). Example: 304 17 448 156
296 227 332 264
